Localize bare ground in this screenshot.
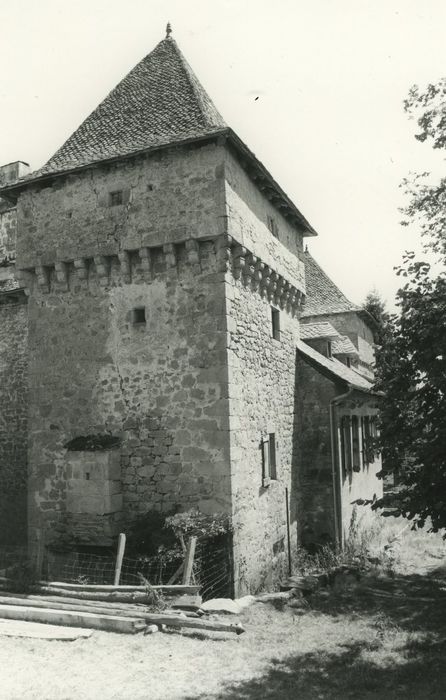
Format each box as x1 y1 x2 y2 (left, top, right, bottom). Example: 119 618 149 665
0 527 445 700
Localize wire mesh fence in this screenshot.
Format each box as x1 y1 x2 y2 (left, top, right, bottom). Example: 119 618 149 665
0 533 234 600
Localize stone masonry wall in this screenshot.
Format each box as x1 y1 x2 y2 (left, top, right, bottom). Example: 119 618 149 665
24 241 230 550
294 357 338 547
15 142 232 552
17 142 226 269
0 205 17 263
226 275 301 594
221 152 307 595
0 296 28 545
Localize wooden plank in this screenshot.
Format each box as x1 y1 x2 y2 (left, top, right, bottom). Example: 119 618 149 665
0 592 202 617
0 603 146 634
0 599 244 634
43 582 200 594
0 591 201 613
113 533 126 586
0 619 94 640
182 536 197 586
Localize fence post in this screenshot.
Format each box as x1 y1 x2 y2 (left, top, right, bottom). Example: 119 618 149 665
182 536 197 585
35 529 45 580
113 533 126 586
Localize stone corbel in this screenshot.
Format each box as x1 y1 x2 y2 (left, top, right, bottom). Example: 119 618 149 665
163 243 176 268
138 247 151 278
35 265 50 293
216 234 233 272
74 258 88 280
185 239 200 265
94 255 110 286
55 261 69 291
118 251 131 284
233 245 247 280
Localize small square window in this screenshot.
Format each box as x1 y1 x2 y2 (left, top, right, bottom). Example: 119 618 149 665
271 307 280 341
109 190 123 207
132 307 146 324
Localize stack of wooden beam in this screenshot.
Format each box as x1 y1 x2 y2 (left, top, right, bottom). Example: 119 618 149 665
0 580 244 636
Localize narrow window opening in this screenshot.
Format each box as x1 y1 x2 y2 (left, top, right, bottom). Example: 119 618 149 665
346 356 352 367
85 472 90 481
327 341 333 358
132 307 146 324
109 190 123 207
271 307 280 341
267 215 279 238
262 433 278 486
269 433 277 480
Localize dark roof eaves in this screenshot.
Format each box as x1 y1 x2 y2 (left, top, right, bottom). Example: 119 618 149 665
297 343 376 395
0 129 319 237
226 129 317 237
0 129 230 200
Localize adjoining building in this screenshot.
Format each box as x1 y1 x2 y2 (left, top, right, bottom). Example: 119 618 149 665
0 29 382 593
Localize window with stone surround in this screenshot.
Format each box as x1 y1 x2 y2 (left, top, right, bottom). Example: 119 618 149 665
271 307 280 341
262 433 278 486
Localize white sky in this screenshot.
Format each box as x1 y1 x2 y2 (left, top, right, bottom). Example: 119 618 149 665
1 0 445 309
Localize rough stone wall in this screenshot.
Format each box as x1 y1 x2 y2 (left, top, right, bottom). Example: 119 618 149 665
0 295 28 545
226 276 301 594
295 355 383 547
223 149 306 291
0 205 17 263
15 142 232 552
221 153 308 594
294 357 338 546
23 242 230 550
17 143 226 269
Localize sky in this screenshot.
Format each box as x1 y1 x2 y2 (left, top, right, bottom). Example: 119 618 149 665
1 0 445 309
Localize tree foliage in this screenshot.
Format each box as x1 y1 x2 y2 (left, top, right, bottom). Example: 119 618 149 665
371 81 446 532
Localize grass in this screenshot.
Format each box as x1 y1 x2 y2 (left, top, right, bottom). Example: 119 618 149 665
0 522 445 699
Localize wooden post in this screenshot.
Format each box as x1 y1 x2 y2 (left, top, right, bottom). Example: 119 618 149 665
35 529 45 580
182 536 197 586
113 533 126 586
285 487 292 577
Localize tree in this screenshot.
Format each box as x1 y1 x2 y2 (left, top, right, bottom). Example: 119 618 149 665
370 81 446 533
363 289 390 345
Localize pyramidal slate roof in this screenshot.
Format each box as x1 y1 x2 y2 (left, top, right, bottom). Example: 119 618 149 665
36 35 227 177
301 250 360 317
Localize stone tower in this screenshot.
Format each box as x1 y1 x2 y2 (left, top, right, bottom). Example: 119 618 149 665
1 31 317 593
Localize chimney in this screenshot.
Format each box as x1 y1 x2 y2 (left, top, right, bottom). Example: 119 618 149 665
0 161 30 187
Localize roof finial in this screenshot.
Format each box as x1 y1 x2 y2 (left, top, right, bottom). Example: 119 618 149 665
165 22 172 38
